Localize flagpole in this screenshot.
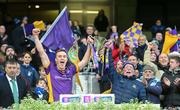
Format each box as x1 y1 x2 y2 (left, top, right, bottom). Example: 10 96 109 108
40 6 68 43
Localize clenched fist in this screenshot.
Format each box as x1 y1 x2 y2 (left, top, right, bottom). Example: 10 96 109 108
32 28 40 38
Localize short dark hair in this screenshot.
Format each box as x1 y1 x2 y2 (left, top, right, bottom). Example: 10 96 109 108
169 56 180 63
55 48 67 56
36 78 47 85
22 51 32 58
5 45 15 53
4 59 17 68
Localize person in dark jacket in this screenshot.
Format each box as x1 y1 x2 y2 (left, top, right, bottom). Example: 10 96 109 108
94 9 109 32
107 43 146 104
161 55 180 109
135 34 147 61
96 47 111 93
0 59 27 108
151 19 165 39
142 64 162 104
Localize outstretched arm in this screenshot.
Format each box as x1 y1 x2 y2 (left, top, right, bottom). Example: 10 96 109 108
32 28 50 68
78 36 93 71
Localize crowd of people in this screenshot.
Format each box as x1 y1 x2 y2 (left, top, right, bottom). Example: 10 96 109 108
0 9 179 110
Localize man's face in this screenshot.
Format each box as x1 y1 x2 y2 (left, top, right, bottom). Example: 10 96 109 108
159 54 169 66
86 26 94 35
155 33 163 41
138 37 146 46
123 64 135 77
55 51 68 70
6 48 15 58
5 63 17 79
128 56 138 67
143 70 154 80
156 20 161 26
169 59 179 70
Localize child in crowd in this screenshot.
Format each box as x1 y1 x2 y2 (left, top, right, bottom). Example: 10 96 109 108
31 78 49 101
38 65 47 81
20 52 39 88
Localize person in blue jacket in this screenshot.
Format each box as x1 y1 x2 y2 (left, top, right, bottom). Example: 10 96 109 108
142 64 162 104
20 52 39 88
107 40 146 104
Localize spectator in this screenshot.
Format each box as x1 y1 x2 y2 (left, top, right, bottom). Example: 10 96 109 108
5 45 17 60
0 52 6 73
38 65 47 81
0 42 8 54
78 25 94 61
142 64 162 104
96 47 111 93
20 52 39 88
151 40 160 56
161 54 180 109
106 25 119 40
151 19 165 38
10 16 28 54
31 78 49 101
72 20 85 38
158 53 169 76
135 34 147 61
0 25 8 44
128 55 143 78
143 42 161 79
94 9 109 32
0 59 27 108
154 31 164 52
107 40 146 104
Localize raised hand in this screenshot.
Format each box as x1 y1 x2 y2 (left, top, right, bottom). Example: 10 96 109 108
147 42 153 50
87 35 95 44
32 28 40 38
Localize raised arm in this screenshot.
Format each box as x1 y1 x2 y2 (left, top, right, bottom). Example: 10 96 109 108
78 36 93 71
32 28 50 68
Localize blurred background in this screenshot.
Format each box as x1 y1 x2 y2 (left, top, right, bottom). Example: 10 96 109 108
0 0 180 32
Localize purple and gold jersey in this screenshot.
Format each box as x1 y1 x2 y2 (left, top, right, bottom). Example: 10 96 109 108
45 62 77 102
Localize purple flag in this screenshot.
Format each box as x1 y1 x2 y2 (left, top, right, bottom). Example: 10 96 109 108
40 6 74 51
25 24 34 36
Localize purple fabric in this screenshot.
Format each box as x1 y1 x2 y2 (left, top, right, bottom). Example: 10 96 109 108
25 24 34 36
45 62 76 101
130 32 134 37
136 29 141 34
123 31 128 35
92 46 99 68
41 7 74 51
170 42 178 52
170 29 178 35
110 32 118 39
